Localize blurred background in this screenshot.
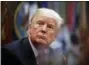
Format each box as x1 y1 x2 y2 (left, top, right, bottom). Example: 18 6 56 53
1 1 89 65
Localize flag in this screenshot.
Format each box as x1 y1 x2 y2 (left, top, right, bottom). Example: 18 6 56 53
66 2 78 32
48 2 60 14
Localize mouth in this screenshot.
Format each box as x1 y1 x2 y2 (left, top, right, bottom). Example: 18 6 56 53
38 35 47 41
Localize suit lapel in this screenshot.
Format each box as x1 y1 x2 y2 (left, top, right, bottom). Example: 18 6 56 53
20 38 37 65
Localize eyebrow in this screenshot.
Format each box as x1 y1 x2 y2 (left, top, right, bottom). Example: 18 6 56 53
38 20 55 25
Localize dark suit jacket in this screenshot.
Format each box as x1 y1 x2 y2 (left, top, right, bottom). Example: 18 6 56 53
2 38 37 65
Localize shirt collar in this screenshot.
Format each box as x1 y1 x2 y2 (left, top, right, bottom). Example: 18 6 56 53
28 39 38 57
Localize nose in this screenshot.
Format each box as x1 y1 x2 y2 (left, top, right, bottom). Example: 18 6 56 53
41 24 47 33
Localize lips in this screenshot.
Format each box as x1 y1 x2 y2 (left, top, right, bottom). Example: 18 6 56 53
38 35 47 41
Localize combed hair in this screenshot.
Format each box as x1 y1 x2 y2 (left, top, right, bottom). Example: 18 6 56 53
29 8 64 28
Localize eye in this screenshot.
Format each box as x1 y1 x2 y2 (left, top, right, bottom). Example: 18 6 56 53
47 25 53 29
37 21 44 25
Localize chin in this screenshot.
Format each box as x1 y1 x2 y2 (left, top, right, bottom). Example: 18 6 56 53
36 39 48 46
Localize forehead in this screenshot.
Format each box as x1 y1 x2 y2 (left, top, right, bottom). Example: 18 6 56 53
32 14 57 26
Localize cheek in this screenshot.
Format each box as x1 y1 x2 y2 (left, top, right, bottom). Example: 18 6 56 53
27 26 35 37
30 28 37 36
47 32 56 42
29 28 37 41
30 26 40 37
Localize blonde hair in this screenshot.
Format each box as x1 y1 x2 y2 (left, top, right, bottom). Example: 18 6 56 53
29 8 64 28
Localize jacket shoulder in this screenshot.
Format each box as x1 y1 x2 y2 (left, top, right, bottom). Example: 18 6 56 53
3 38 27 51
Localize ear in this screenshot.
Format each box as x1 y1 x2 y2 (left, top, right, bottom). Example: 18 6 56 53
27 24 31 35
27 24 31 30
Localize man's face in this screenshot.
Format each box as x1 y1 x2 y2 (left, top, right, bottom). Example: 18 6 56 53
28 14 58 46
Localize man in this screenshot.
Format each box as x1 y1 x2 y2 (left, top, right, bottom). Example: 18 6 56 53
2 8 64 65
